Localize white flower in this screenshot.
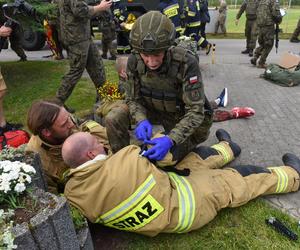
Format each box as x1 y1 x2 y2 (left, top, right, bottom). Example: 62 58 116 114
14 183 26 193
18 173 31 184
0 178 11 193
2 222 17 249
21 163 36 174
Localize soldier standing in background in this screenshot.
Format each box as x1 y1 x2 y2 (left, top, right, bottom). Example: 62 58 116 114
199 0 210 39
55 0 112 112
250 0 282 68
111 0 131 54
98 9 117 60
214 0 227 35
235 0 259 57
290 18 300 43
158 0 185 38
0 6 27 61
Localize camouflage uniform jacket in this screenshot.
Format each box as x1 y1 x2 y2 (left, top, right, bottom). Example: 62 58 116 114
26 120 110 194
58 0 94 45
125 46 206 145
236 0 259 20
256 0 282 27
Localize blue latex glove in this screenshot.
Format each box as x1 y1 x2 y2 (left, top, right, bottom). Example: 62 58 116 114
135 119 153 141
143 136 173 161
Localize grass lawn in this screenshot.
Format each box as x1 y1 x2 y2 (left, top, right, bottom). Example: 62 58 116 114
1 60 300 248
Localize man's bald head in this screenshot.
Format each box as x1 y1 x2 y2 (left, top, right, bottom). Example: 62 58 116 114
62 132 106 168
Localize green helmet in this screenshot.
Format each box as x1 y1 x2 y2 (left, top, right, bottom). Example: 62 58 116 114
129 11 176 54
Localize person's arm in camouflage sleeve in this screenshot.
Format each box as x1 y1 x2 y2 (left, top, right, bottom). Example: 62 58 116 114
236 0 247 20
69 0 111 19
271 0 282 24
124 54 148 123
168 54 205 145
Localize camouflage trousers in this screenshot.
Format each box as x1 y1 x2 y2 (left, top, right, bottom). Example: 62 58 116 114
253 25 275 65
244 19 257 50
102 26 117 57
104 102 213 157
214 16 226 34
10 25 27 60
56 39 106 103
291 18 300 40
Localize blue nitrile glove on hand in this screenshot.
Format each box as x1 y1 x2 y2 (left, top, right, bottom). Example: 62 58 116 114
135 119 153 141
143 136 173 161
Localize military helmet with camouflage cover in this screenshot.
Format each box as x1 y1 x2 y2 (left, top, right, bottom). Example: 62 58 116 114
129 11 176 54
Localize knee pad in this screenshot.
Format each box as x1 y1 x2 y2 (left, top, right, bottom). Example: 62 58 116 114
192 146 219 159
231 165 271 177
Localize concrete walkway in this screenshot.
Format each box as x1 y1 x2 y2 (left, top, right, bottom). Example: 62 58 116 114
198 39 300 220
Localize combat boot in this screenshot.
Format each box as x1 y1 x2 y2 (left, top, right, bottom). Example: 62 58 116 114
282 153 300 178
19 56 27 62
241 48 250 54
109 55 116 60
257 63 267 69
250 57 257 66
290 38 300 43
102 54 107 59
215 129 241 157
248 49 253 57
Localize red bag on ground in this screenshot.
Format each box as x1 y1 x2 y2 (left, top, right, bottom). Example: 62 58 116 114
0 130 30 150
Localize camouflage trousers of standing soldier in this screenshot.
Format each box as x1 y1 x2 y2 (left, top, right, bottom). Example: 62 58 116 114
291 18 300 40
102 26 117 57
103 101 213 157
56 39 106 103
245 19 257 50
253 25 275 65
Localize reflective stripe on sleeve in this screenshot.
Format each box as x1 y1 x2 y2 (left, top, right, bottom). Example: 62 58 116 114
268 167 289 193
96 174 156 224
168 172 195 233
211 143 232 164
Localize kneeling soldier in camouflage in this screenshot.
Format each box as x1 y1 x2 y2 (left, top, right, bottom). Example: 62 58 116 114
62 129 300 236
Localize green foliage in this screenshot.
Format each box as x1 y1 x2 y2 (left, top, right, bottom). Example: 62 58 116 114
69 204 87 230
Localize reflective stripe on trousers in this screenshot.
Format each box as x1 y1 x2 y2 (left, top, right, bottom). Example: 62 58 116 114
267 167 289 193
168 172 196 233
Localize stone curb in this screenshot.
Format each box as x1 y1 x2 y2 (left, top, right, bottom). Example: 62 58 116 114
12 189 94 250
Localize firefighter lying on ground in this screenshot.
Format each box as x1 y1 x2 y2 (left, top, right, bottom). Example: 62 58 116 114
62 129 300 237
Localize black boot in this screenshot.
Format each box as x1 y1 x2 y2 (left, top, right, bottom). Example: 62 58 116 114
248 49 253 57
241 48 250 54
216 129 241 157
250 57 257 66
216 129 231 142
282 153 300 176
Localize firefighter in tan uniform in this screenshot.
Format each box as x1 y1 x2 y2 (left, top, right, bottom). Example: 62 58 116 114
26 100 110 194
62 129 300 236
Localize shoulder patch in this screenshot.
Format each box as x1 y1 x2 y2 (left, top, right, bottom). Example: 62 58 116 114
189 76 198 84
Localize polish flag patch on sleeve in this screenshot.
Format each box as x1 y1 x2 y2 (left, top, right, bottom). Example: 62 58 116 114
189 76 198 84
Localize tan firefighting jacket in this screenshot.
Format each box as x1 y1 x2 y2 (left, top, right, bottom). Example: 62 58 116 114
65 143 299 237
64 143 232 236
26 121 109 193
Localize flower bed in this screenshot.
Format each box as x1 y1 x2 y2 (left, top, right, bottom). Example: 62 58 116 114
0 147 94 249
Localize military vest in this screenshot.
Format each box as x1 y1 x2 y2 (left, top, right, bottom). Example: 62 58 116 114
245 0 258 19
134 46 190 115
256 0 279 26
